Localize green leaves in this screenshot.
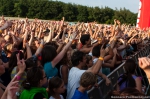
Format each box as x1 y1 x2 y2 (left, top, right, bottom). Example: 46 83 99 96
0 0 137 24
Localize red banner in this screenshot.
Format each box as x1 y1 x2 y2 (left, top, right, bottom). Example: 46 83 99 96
136 0 150 29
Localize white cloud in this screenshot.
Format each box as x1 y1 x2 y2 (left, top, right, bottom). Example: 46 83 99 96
57 0 139 13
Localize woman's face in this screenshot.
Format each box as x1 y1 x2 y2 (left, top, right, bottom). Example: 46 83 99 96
40 70 48 87
1 40 6 48
67 51 71 60
86 59 93 68
87 38 91 45
0 59 5 75
54 81 66 94
34 40 40 48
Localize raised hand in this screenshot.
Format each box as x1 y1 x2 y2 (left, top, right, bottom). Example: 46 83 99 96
138 57 150 73
5 76 19 99
62 17 65 21
117 20 121 25
114 19 117 24
100 44 106 58
16 53 26 74
71 30 79 40
0 21 13 30
138 57 150 83
57 39 65 45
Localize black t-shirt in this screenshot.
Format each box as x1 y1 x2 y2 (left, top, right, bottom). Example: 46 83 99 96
131 43 137 52
1 68 11 86
34 93 45 99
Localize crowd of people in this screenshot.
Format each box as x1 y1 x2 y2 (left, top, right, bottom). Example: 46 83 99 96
0 16 150 99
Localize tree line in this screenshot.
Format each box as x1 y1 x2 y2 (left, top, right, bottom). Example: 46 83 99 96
0 0 137 24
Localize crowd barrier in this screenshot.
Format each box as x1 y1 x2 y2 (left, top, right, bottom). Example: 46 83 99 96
88 45 150 99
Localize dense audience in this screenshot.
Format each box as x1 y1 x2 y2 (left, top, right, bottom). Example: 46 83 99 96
0 16 150 99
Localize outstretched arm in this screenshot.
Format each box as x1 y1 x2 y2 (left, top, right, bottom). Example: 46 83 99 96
51 31 78 67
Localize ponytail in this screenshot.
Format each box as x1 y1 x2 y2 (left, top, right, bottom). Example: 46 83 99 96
22 80 31 90
118 72 136 88
126 73 136 88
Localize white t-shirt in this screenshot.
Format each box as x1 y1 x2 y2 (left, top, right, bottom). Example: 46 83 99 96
93 58 102 81
93 58 102 73
49 95 64 99
66 67 86 99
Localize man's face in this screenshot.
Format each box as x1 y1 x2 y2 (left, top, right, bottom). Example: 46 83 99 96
81 56 87 67
1 40 6 48
87 38 91 45
0 40 6 51
34 40 40 48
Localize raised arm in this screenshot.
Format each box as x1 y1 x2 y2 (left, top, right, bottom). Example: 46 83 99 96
0 21 12 33
23 29 28 48
87 45 106 74
34 39 44 57
111 19 117 37
51 31 78 67
29 32 34 46
56 28 67 53
46 24 54 43
117 39 126 51
138 57 150 84
37 26 42 39
25 43 32 59
97 72 111 86
104 46 114 62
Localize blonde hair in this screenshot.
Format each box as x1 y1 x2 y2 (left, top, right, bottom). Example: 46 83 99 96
80 72 96 87
4 43 13 52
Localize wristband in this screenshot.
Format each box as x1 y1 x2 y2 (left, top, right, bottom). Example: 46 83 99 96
99 57 104 61
15 75 21 80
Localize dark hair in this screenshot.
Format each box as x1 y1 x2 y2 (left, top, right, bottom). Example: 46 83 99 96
124 59 137 74
41 45 57 66
48 77 63 95
71 50 85 66
85 55 92 64
110 88 145 99
118 59 137 88
8 50 24 73
25 57 38 71
59 53 68 65
71 43 77 49
17 41 23 50
45 41 58 50
92 45 101 57
22 66 44 90
30 45 37 56
80 34 90 45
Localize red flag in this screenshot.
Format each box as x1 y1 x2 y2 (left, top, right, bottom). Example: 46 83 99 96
136 0 150 29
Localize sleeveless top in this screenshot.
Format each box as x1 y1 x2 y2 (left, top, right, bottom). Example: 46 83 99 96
118 74 138 91
59 65 69 88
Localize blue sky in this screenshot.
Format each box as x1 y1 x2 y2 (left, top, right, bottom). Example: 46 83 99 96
57 0 139 13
